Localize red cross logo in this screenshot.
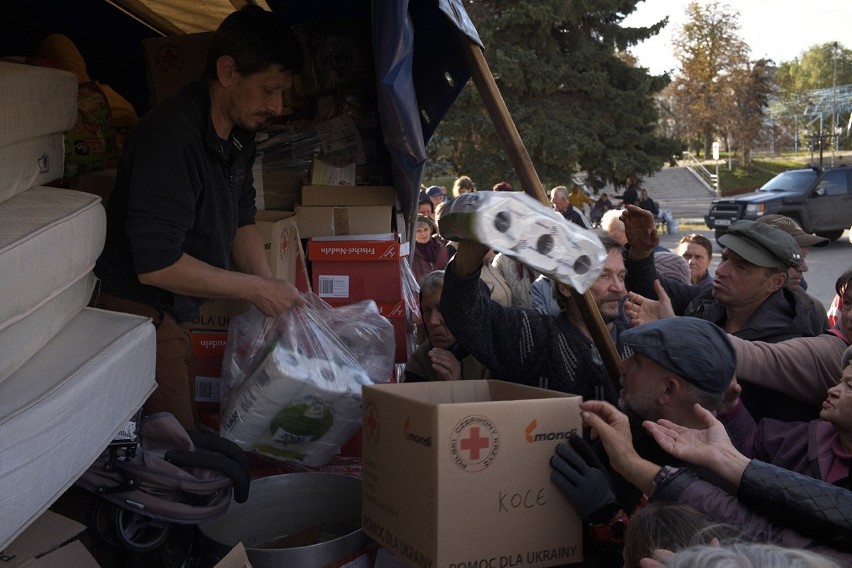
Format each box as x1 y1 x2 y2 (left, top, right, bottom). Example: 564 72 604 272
450 415 499 472
460 427 490 459
364 401 379 444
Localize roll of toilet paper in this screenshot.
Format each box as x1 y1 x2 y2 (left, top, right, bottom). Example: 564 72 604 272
437 191 606 292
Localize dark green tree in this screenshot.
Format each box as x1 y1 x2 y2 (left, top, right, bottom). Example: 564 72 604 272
426 0 681 192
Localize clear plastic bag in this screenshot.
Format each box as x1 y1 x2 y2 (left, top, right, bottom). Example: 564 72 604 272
218 294 395 467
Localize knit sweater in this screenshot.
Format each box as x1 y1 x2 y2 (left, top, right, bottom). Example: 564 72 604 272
440 259 630 402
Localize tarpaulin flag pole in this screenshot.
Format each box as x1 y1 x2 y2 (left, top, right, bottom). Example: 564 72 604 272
454 29 621 384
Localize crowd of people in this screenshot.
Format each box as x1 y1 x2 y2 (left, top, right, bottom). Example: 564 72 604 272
409 173 851 567
77 3 847 564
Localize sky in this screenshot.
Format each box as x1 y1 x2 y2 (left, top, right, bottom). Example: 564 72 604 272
622 0 850 75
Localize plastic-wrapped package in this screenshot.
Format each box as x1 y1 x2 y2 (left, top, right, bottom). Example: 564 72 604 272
218 295 395 467
305 295 396 384
437 191 606 293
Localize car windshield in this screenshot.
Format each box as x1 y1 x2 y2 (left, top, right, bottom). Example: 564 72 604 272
758 170 817 192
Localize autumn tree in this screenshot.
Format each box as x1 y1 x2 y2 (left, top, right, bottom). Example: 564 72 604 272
671 1 749 158
728 58 774 166
426 0 680 191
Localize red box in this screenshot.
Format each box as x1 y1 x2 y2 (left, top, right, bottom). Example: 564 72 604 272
309 237 408 305
191 330 228 430
308 236 416 364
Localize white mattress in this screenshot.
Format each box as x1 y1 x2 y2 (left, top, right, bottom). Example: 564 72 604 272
0 61 77 149
0 271 95 383
0 186 105 338
0 133 66 204
0 307 156 550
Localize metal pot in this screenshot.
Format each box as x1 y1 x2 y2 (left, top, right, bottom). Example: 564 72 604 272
199 472 368 568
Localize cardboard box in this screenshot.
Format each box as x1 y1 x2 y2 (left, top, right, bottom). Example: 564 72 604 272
255 210 311 292
192 330 228 431
295 205 393 238
191 298 252 332
301 185 396 207
308 237 406 304
143 32 214 105
257 167 305 211
362 380 583 567
0 510 98 567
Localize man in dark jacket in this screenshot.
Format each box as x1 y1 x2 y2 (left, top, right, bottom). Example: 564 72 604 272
93 7 305 428
440 231 629 403
621 205 823 422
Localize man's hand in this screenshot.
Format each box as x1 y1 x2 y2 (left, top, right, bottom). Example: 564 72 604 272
643 403 750 488
550 434 620 523
249 277 305 316
429 347 463 381
580 400 661 495
452 240 491 277
578 400 637 472
624 280 674 326
621 205 659 259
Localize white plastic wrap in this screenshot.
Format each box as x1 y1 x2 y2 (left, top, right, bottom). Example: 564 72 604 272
218 296 392 467
437 191 606 292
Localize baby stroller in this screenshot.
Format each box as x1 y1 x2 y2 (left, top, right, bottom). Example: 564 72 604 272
76 412 250 557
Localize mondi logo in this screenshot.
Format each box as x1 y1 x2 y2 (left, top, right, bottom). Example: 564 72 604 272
525 419 577 443
404 418 432 447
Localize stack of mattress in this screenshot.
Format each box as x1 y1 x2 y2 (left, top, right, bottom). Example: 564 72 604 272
0 61 157 549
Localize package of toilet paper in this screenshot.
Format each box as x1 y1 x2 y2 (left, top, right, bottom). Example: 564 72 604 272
437 191 606 292
219 304 372 467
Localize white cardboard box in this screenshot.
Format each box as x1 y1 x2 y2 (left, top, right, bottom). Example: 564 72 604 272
362 380 584 568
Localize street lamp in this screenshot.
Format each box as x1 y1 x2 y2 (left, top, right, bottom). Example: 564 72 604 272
832 42 838 166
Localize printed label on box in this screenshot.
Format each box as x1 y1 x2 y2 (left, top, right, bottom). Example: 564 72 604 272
317 275 350 298
308 239 403 261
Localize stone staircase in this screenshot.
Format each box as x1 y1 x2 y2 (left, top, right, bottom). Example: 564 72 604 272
594 166 717 223
640 166 718 222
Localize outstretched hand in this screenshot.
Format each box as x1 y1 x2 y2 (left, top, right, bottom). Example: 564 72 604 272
642 403 750 487
621 205 659 259
625 280 674 326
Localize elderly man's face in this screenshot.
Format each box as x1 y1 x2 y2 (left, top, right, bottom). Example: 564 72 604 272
617 353 668 420
421 289 455 349
550 191 569 213
712 249 786 307
590 248 627 323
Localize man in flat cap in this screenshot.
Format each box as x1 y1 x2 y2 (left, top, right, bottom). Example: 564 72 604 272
620 206 824 422
549 317 737 550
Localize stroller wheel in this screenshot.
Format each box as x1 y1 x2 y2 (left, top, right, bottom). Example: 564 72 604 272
113 507 171 553
86 498 121 550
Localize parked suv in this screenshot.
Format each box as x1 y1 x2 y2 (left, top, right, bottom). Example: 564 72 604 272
705 165 852 242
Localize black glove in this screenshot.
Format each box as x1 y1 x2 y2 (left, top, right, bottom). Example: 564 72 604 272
550 434 621 523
